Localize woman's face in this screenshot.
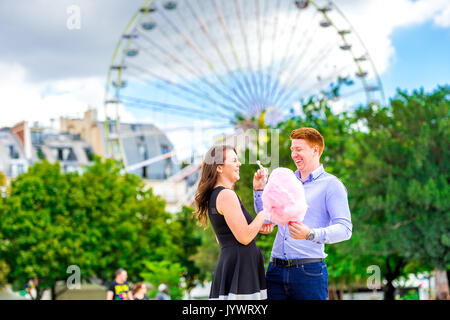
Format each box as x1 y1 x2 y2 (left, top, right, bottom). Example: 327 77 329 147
217 149 241 183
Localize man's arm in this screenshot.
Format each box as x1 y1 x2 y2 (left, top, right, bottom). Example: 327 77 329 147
254 190 264 214
253 167 266 214
310 179 352 244
106 290 114 300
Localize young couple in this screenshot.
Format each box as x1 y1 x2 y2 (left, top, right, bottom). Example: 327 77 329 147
194 127 353 300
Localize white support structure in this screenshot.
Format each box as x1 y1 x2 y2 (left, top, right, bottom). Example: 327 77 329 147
122 151 176 173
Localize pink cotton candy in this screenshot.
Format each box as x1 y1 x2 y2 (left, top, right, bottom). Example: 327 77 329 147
262 167 308 226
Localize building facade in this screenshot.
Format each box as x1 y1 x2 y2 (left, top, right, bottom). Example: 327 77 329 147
60 109 179 180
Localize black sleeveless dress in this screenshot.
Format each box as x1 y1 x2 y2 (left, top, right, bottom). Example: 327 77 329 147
208 186 267 300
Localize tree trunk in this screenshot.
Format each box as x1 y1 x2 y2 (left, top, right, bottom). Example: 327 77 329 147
435 268 449 300
51 284 56 301
383 279 396 300
383 256 405 300
34 286 42 300
328 284 338 300
347 286 353 300
338 285 344 300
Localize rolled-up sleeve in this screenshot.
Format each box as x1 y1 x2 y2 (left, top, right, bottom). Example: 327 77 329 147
311 179 352 244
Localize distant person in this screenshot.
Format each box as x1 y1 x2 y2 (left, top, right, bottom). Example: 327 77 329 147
106 268 134 300
155 283 171 300
132 282 149 300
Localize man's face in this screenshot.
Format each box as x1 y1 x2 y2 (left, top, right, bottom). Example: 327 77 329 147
290 139 318 171
117 271 127 283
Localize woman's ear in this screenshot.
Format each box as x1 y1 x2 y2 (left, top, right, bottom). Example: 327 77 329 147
216 165 223 174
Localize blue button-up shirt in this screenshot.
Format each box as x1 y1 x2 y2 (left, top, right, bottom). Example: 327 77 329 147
254 164 352 259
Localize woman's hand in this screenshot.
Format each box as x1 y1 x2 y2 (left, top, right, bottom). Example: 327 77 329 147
253 167 268 190
259 223 274 234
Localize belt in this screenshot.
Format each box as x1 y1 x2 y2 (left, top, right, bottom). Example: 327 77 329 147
271 258 324 267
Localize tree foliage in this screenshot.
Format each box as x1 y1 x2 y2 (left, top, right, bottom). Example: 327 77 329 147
352 86 449 298
0 157 203 299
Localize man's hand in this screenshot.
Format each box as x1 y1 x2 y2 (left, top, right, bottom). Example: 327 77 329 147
288 222 310 240
259 223 274 234
253 167 268 190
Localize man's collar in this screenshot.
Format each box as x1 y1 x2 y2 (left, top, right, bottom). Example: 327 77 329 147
311 164 325 180
295 164 324 182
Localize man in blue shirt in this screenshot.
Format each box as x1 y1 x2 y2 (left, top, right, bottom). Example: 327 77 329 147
253 127 352 300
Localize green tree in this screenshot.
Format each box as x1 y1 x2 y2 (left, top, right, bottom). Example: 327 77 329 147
140 260 186 299
0 170 6 187
353 86 450 299
75 157 176 284
0 158 181 299
0 171 9 287
190 222 220 282
169 205 203 294
0 161 82 299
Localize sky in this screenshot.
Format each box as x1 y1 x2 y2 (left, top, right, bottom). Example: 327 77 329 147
0 0 449 159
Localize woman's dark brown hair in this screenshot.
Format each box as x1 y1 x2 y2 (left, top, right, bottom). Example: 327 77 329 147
193 144 236 228
132 282 146 295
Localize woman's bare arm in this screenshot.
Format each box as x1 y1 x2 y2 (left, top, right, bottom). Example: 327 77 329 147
216 189 265 245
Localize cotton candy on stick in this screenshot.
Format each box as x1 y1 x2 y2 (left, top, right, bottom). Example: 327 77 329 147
262 167 308 226
256 160 268 183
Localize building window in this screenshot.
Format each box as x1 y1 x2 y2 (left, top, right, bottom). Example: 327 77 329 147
67 148 77 161
142 166 148 179
31 130 44 145
52 147 77 162
84 147 94 162
161 144 169 154
137 136 148 160
9 145 19 159
10 163 24 178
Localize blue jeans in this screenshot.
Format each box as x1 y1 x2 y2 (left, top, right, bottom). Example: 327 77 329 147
266 261 328 300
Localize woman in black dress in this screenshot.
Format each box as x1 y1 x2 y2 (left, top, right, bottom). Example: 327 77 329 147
194 145 273 300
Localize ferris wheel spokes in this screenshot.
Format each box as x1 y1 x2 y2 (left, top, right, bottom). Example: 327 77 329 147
125 56 240 119
136 27 252 117
184 0 261 115
104 0 386 169
275 39 344 107
264 1 304 112
268 9 321 106
155 2 259 114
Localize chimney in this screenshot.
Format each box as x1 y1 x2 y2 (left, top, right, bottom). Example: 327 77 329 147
11 121 32 160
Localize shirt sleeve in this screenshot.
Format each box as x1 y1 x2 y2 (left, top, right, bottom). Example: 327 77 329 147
310 179 352 244
253 190 264 214
107 281 115 292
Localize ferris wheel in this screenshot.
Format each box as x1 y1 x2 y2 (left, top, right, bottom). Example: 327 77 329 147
104 0 385 171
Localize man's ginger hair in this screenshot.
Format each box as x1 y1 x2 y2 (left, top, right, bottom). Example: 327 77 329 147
290 127 325 156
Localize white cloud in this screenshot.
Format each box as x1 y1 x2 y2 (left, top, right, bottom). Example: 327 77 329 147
0 62 135 128
433 4 450 27
1 0 449 133
335 0 450 75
